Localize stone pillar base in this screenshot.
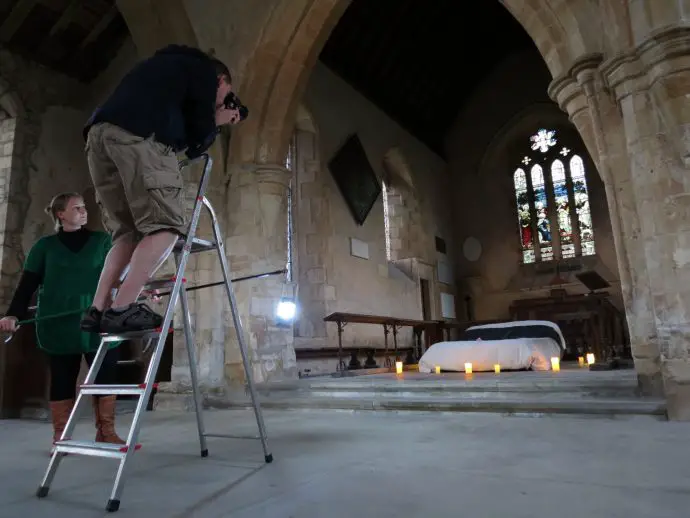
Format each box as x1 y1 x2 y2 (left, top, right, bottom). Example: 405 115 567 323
661 359 690 421
637 372 665 398
153 381 255 412
633 356 665 397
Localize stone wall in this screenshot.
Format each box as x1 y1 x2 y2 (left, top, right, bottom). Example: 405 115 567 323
295 62 454 354
446 49 622 321
0 47 88 311
0 111 15 291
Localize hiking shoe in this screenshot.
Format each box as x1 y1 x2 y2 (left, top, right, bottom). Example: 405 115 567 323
80 307 103 333
100 303 163 334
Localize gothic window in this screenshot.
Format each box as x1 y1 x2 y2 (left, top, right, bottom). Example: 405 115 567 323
513 128 595 264
284 135 296 281
382 180 392 260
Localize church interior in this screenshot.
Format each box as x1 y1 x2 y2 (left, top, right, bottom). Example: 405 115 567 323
1 0 690 515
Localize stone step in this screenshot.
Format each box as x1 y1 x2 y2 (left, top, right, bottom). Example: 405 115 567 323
272 381 639 396
258 379 641 398
240 393 667 419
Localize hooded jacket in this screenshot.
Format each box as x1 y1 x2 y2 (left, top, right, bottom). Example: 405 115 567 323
84 45 219 157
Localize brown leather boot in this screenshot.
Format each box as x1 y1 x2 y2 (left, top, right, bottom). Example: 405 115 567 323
49 399 74 454
93 395 125 444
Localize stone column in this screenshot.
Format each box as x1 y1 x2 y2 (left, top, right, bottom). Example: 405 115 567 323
163 150 228 393
549 56 663 396
224 163 298 386
293 128 336 347
602 28 690 420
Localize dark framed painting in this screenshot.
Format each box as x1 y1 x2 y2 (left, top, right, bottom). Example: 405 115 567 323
327 134 381 226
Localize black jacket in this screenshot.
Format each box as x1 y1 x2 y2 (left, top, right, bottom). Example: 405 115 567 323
84 45 219 157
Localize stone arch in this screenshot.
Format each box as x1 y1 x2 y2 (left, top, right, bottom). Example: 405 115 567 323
477 102 574 178
234 0 603 166
475 102 618 276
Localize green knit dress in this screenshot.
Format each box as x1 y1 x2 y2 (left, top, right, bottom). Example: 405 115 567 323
24 231 116 354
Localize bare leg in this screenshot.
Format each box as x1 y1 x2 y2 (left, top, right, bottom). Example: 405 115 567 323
112 231 178 308
92 235 137 311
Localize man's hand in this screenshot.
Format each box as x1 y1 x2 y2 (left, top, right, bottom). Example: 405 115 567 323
215 106 241 127
0 316 18 333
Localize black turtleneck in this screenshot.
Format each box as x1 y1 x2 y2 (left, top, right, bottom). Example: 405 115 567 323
5 228 93 320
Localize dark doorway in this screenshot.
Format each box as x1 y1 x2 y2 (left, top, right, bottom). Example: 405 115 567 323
420 278 431 320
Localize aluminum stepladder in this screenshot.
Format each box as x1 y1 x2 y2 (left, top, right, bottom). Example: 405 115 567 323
35 153 273 513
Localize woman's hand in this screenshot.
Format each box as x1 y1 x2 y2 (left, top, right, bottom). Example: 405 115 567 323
0 316 18 333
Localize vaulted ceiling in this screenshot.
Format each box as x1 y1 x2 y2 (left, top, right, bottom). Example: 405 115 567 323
319 0 538 157
0 0 127 83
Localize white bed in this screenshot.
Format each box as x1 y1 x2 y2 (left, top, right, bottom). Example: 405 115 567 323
418 320 566 373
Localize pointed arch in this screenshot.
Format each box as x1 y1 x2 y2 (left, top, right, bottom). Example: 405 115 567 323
232 0 604 166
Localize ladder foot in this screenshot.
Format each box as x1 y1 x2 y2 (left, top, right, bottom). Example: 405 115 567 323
36 486 49 498
265 453 273 464
201 448 209 458
106 499 120 513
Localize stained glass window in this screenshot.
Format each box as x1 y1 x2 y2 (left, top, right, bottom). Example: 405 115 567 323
530 164 553 261
530 129 557 153
551 159 575 258
570 155 595 256
513 169 534 264
512 129 596 263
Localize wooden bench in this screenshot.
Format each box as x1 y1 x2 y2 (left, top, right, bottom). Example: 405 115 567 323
323 312 438 373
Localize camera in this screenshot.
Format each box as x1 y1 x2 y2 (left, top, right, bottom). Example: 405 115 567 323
223 92 249 121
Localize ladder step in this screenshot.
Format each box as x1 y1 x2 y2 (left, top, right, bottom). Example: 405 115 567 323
144 276 186 291
54 440 142 459
80 383 156 396
101 327 172 343
174 237 216 254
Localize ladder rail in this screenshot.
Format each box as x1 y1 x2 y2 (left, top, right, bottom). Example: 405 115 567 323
202 197 272 461
177 258 209 456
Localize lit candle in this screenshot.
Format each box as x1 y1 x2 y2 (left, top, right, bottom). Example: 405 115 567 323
586 353 595 365
578 356 585 367
435 365 441 374
464 362 473 374
550 357 560 372
494 364 501 374
395 361 403 374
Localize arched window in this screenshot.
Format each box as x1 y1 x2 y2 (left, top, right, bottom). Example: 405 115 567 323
513 128 595 264
382 180 392 260
284 134 296 281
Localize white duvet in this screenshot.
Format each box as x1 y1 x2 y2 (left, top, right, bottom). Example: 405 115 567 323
418 320 566 373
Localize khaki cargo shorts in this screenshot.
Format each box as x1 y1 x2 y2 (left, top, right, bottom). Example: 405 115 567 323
85 123 187 242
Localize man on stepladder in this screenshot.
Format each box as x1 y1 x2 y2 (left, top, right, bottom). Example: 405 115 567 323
80 44 246 335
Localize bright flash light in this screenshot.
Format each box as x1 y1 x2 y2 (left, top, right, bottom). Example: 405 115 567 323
276 298 297 322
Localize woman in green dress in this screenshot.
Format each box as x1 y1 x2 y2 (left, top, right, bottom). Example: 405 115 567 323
0 192 125 452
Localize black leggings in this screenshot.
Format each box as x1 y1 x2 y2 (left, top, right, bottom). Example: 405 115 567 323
49 347 120 401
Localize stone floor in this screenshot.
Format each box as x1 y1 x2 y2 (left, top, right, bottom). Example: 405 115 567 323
1 406 689 517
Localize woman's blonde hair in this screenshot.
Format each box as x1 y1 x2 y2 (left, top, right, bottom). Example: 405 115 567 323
45 192 83 231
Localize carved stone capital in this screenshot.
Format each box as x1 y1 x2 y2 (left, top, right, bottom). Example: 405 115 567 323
602 26 690 166
602 26 690 101
231 163 292 191
254 164 292 189
548 54 606 121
